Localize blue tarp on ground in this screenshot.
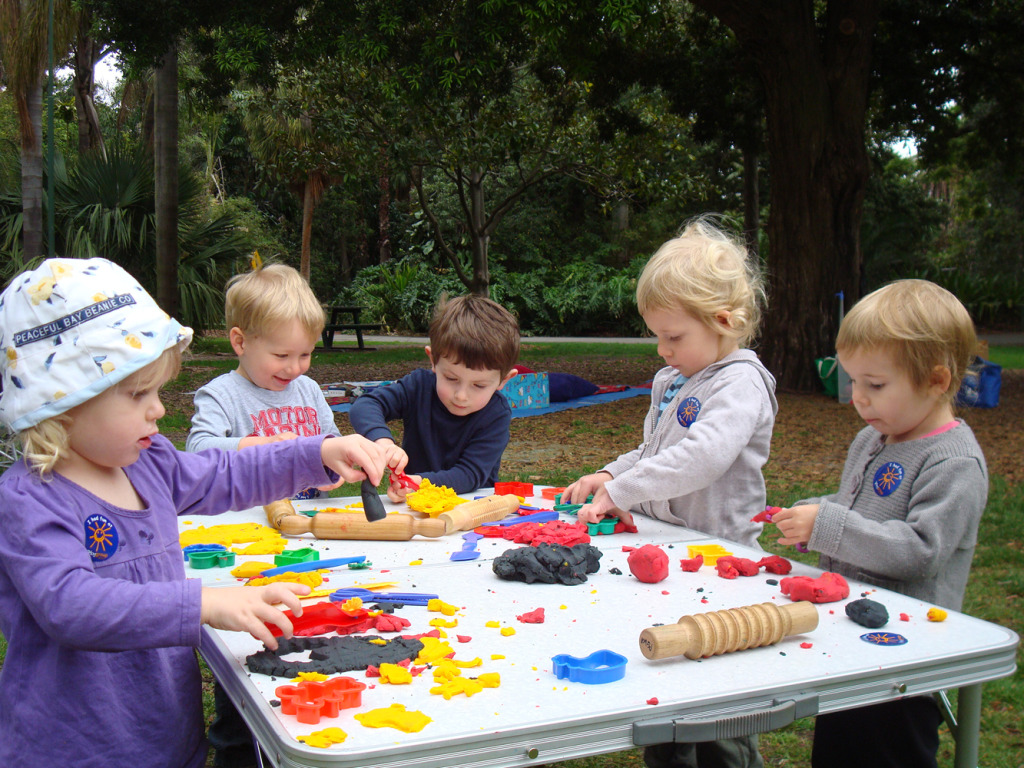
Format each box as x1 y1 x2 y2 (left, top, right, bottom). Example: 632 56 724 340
329 386 651 418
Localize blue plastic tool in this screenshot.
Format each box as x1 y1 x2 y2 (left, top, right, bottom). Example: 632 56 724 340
328 587 438 606
450 533 481 561
259 556 366 578
551 649 628 684
480 510 559 527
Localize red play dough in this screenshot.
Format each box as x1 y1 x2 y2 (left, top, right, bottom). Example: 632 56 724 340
679 553 704 572
779 572 850 603
646 697 659 705
716 556 760 577
627 544 669 583
373 613 411 632
756 555 793 575
516 607 546 624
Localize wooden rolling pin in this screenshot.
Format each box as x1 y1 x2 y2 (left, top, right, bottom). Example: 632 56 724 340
438 493 521 533
263 498 446 540
639 601 818 660
263 493 520 540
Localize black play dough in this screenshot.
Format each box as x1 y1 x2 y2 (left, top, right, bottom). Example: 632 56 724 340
246 634 424 677
491 542 602 585
845 598 889 628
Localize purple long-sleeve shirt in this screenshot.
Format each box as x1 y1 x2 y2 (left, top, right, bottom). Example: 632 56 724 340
0 434 333 768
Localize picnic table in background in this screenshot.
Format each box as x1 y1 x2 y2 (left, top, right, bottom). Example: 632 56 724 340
321 305 382 352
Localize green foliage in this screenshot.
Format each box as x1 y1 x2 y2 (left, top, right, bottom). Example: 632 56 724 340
348 257 464 332
0 146 253 330
860 148 948 289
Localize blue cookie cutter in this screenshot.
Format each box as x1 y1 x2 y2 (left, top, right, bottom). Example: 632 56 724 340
182 543 227 561
551 649 627 684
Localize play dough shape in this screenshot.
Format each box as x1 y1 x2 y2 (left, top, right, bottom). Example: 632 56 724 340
779 572 850 603
627 544 669 583
355 704 432 733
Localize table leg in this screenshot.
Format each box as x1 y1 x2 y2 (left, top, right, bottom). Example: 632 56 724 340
952 684 982 768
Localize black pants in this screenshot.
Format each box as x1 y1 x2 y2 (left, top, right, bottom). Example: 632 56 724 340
644 735 764 768
208 682 259 768
812 697 942 768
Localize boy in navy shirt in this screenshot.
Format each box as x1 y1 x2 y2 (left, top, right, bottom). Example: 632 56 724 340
351 294 519 498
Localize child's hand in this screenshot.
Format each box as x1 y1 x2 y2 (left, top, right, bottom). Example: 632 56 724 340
200 582 310 650
387 473 421 503
562 471 612 505
770 504 819 548
320 434 385 485
238 432 299 449
577 486 633 526
376 438 409 476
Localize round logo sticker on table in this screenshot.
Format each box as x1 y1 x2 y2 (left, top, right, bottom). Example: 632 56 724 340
677 397 702 427
860 631 908 646
85 513 119 561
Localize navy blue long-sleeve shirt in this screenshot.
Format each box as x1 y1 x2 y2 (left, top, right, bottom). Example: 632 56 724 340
349 368 512 493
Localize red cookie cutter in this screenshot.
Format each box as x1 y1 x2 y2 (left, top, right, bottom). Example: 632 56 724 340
494 481 534 497
275 676 367 724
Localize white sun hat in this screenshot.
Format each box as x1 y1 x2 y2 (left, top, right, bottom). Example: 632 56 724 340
0 257 193 431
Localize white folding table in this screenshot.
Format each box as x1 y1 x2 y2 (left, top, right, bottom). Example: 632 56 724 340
183 488 1018 768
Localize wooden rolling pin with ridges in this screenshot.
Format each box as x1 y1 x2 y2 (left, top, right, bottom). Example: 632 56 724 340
639 601 818 660
263 498 446 540
438 493 521 533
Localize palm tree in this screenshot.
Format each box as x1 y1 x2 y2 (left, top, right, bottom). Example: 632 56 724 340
0 0 74 259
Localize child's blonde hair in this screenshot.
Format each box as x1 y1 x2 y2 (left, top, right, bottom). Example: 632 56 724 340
18 348 182 476
429 294 520 374
636 217 766 347
225 264 325 339
837 279 977 402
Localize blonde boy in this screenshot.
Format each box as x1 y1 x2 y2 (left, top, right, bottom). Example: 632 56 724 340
772 279 987 768
186 264 341 456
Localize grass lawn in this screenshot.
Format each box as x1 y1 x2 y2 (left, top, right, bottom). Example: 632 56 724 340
0 339 1020 767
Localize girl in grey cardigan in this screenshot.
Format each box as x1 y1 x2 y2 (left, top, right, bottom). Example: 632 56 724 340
563 217 775 768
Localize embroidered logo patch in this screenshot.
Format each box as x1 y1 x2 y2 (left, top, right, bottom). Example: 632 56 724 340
84 513 119 561
873 462 904 496
676 397 701 427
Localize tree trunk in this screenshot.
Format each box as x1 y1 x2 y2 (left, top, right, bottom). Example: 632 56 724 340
154 42 179 317
73 16 105 156
378 152 392 263
695 0 877 391
468 169 489 296
20 84 44 260
300 178 314 280
741 142 759 259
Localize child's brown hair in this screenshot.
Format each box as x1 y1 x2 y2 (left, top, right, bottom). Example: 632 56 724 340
428 294 519 374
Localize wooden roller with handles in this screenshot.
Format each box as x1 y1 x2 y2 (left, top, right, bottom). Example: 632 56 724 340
639 601 818 660
263 498 445 540
263 493 520 540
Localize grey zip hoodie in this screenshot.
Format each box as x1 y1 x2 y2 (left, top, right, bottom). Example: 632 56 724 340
602 349 777 548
